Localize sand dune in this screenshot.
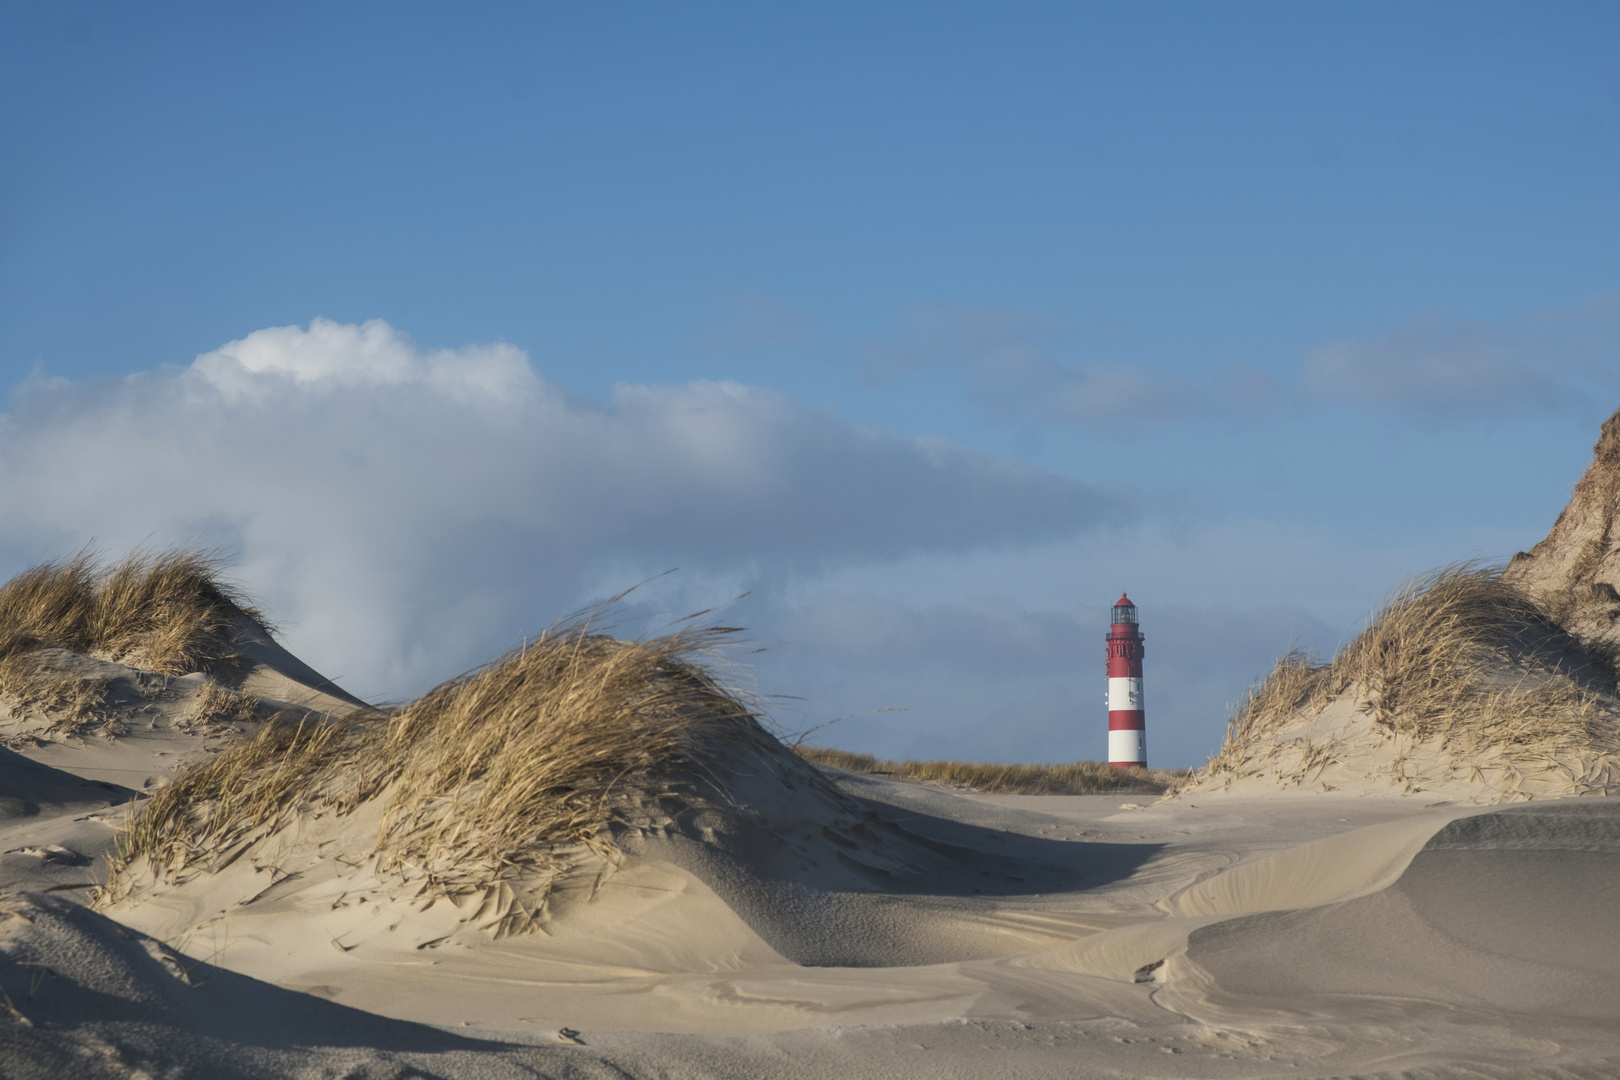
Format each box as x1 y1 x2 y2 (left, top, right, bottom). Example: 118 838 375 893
1182 417 1620 806
7 413 1620 1079
8 766 1618 1077
1186 566 1620 802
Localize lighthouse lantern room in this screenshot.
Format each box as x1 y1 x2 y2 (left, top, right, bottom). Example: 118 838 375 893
1106 593 1147 768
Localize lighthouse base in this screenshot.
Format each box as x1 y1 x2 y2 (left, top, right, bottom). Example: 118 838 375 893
1108 727 1146 769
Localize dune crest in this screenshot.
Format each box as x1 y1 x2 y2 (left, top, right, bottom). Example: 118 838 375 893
1506 408 1620 638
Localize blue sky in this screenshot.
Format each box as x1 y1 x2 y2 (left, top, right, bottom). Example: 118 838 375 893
2 3 1617 766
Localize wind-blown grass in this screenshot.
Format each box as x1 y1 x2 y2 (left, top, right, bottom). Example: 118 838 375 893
0 650 111 735
104 618 763 922
794 746 1187 795
0 551 261 677
0 551 265 735
189 680 268 726
1205 564 1620 781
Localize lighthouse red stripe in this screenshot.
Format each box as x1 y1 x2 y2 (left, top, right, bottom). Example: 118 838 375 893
1105 594 1147 769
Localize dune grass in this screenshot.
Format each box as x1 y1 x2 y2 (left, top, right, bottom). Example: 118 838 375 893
189 680 267 726
1206 564 1620 780
0 551 266 735
105 618 763 921
0 551 261 678
115 713 349 886
793 745 1187 795
0 649 112 735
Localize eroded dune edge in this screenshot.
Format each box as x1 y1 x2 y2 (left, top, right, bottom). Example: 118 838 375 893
4 408 1620 1080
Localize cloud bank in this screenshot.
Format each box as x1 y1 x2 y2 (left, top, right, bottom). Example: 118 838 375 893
0 318 1128 701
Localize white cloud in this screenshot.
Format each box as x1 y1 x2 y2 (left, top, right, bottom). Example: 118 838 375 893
192 317 535 403
0 319 1127 703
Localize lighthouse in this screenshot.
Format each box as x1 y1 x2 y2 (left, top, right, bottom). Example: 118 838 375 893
1106 594 1147 768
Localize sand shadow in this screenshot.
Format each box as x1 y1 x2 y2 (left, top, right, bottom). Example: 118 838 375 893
0 894 504 1055
632 789 1164 967
0 746 140 816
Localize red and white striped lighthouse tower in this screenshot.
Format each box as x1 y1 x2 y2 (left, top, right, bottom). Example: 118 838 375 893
1106 593 1147 768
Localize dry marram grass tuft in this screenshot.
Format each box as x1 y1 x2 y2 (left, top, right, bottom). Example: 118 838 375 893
0 551 262 677
0 650 112 736
0 551 264 741
1205 564 1620 788
189 681 265 726
105 620 762 927
115 714 349 886
794 746 1187 795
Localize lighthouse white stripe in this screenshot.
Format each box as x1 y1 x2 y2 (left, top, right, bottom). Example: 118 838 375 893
1108 677 1144 712
1109 728 1146 764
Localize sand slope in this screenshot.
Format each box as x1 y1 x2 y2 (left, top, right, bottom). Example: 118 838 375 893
1170 801 1620 1027
8 773 1620 1078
